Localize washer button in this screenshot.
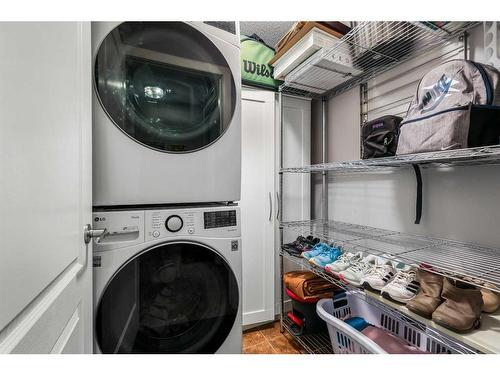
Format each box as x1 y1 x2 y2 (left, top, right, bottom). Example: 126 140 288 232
152 230 160 238
188 228 194 234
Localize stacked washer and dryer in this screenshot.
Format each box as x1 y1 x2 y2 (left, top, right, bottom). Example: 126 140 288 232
91 22 242 354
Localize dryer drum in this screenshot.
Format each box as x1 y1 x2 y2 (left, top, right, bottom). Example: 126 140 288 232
95 242 239 354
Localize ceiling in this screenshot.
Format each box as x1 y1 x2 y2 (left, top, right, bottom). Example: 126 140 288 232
239 21 295 49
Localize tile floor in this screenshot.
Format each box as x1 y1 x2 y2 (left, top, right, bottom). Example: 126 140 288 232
243 321 306 354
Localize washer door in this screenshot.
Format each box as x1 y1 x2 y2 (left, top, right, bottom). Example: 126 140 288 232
94 22 237 153
96 242 239 353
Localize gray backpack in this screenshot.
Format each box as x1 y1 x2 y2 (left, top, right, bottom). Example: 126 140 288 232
397 60 500 155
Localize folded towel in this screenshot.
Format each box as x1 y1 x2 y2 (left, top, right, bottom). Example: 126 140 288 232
284 271 337 300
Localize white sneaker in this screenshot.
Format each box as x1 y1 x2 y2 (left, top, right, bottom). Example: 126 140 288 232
338 255 378 287
325 251 363 275
381 265 419 303
361 258 396 291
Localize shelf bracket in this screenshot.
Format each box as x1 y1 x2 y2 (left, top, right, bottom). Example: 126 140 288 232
412 164 423 224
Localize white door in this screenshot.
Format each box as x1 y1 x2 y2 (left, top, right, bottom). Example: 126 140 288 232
0 22 92 353
240 88 276 326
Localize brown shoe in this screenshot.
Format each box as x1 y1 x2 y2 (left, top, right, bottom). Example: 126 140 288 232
406 270 443 319
432 278 483 332
460 277 500 314
481 283 500 313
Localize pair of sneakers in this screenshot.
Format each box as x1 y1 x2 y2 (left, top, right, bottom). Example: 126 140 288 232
302 242 342 268
327 252 419 303
283 235 319 256
380 265 419 304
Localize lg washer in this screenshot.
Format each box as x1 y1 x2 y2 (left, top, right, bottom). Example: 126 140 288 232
92 22 241 207
92 205 242 353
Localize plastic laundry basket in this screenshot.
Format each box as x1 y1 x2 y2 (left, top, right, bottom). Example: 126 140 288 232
316 291 458 354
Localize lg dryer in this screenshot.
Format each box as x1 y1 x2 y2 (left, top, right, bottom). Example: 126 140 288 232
92 205 242 353
92 22 241 206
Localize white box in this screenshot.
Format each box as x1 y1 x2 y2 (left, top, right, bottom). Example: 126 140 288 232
272 27 340 80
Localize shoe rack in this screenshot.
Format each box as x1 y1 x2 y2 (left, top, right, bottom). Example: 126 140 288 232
277 21 500 354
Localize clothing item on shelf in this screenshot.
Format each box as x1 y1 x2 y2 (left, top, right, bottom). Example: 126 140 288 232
301 242 331 260
283 271 337 301
432 278 483 332
406 269 444 319
480 284 500 313
338 255 379 287
361 326 428 354
381 266 419 303
344 316 370 332
361 258 396 292
283 235 319 256
325 251 364 275
308 245 342 268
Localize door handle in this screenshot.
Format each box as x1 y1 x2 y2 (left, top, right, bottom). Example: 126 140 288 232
276 191 280 220
79 224 107 276
83 224 107 245
268 192 272 221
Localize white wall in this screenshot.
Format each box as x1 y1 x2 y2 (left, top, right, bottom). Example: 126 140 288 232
324 24 500 248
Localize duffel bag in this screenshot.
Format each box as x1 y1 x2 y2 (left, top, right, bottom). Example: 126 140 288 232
240 34 282 90
396 59 500 155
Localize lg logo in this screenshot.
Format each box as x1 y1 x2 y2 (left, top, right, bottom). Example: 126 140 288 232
94 217 106 222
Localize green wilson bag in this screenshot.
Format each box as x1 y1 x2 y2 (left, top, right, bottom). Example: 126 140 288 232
240 34 282 90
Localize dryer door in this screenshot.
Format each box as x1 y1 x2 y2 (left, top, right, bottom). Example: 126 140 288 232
94 22 237 153
95 242 239 353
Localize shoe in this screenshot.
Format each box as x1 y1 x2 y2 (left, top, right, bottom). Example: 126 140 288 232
302 242 329 260
481 284 500 313
381 266 419 303
361 258 396 291
338 255 378 287
325 252 363 275
406 270 443 318
432 278 483 332
283 236 319 256
284 235 318 251
308 245 342 268
460 276 500 314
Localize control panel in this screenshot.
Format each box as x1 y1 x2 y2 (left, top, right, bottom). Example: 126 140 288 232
145 206 240 241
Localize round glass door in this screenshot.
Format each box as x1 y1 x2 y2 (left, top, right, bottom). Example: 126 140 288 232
94 22 237 153
96 242 239 353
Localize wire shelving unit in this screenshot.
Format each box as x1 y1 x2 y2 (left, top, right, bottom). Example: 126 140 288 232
277 21 500 355
279 21 480 99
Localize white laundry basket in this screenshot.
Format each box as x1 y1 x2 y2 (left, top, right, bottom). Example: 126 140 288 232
316 291 458 354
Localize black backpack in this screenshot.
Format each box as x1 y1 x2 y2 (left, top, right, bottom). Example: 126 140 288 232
361 115 403 159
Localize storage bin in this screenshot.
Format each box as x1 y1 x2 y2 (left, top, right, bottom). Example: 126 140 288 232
316 291 458 354
286 288 327 335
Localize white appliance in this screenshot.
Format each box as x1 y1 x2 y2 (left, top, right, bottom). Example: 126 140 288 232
92 205 242 354
92 22 241 207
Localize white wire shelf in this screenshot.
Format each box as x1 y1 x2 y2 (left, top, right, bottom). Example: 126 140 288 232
280 219 500 293
280 145 500 174
279 21 480 98
280 250 479 353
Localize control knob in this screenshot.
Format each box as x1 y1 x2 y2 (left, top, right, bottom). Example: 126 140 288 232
165 215 183 232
